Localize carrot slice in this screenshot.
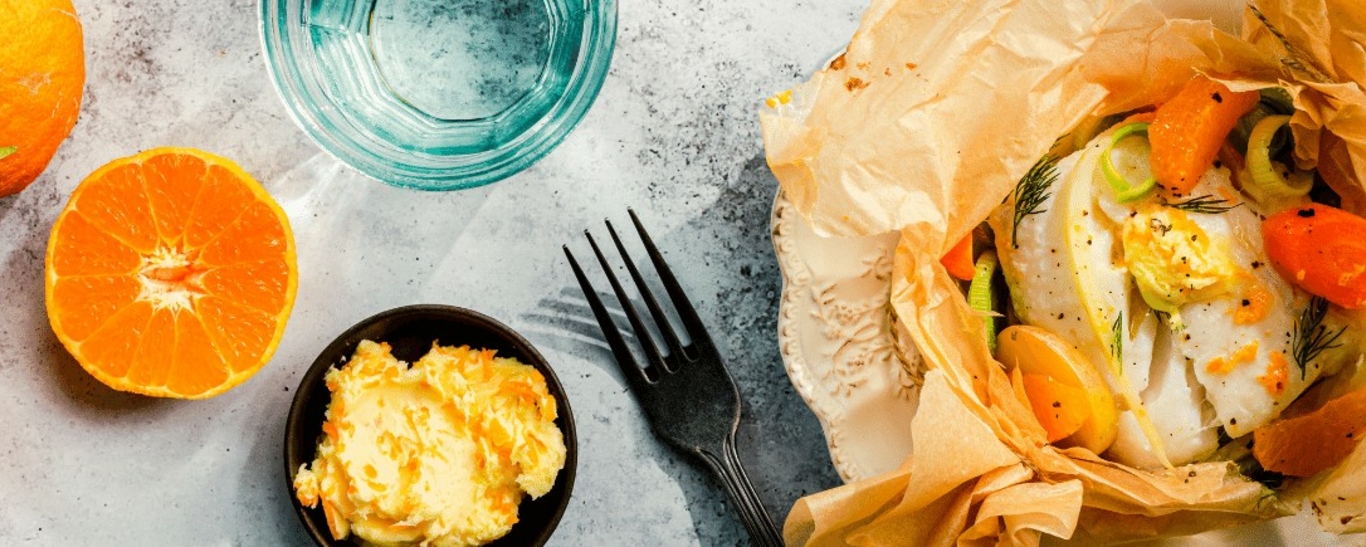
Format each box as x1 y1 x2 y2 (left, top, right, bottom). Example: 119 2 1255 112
1148 77 1259 195
941 233 974 281
1253 388 1366 477
1262 204 1366 309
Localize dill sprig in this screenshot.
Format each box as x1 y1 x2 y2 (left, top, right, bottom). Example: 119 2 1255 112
1110 313 1123 364
1248 5 1332 84
1163 194 1241 215
1292 296 1346 379
1011 153 1060 247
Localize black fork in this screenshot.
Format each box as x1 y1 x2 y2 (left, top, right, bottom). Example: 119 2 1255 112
564 210 784 546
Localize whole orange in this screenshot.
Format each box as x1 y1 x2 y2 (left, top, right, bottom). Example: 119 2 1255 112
0 0 86 197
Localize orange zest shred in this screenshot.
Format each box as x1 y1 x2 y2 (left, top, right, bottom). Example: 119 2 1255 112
1258 352 1291 396
322 500 349 540
1205 341 1259 375
1233 278 1274 324
1205 357 1229 375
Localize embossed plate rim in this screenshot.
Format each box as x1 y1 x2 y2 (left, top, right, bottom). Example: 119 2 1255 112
770 190 919 483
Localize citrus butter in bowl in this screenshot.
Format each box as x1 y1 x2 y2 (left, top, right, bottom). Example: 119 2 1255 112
285 305 576 546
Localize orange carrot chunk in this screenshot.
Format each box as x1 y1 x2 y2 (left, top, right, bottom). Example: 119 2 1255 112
1148 77 1260 195
1253 388 1366 477
941 233 975 281
1263 203 1366 309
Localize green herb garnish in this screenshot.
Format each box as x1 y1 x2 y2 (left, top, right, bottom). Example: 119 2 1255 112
1110 312 1123 364
1011 153 1060 247
1162 194 1241 214
0 146 15 160
1292 296 1346 379
1249 5 1331 84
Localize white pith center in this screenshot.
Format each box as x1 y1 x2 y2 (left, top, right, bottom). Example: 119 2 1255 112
135 245 206 312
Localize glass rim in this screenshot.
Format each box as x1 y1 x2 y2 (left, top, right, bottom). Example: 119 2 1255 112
259 0 618 191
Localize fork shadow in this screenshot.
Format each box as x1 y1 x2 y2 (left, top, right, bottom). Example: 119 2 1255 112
524 285 764 543
666 153 845 530
521 287 630 386
522 152 844 542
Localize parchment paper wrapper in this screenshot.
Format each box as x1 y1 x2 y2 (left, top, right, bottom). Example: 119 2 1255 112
761 0 1366 544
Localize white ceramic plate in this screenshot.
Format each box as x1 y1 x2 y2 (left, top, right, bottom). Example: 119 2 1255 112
770 191 917 482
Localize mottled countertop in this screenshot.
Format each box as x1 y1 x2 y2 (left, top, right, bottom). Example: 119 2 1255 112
0 0 866 544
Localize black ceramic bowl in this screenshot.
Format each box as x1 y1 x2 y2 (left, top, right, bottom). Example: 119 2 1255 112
284 304 577 546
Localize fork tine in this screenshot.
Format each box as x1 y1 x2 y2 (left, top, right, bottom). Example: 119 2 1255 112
584 230 670 381
606 219 686 365
563 244 651 387
628 209 712 350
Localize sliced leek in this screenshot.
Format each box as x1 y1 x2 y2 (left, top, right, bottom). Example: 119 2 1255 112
1100 122 1158 203
969 250 999 350
1229 89 1293 155
1245 115 1312 202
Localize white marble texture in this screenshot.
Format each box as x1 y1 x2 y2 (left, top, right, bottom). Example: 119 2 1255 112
0 0 864 544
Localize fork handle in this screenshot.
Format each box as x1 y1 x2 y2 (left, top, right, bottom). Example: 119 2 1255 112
699 437 786 547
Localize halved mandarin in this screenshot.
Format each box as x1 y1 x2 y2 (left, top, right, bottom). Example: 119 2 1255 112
45 147 298 398
995 325 1119 453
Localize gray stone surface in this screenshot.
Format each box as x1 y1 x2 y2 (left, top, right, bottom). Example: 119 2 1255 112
0 0 864 544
